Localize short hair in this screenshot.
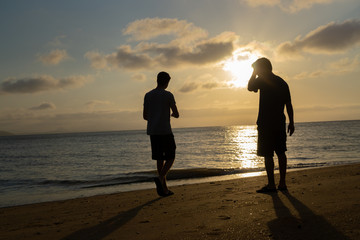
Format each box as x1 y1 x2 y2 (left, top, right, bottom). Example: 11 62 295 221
157 71 171 86
252 58 272 72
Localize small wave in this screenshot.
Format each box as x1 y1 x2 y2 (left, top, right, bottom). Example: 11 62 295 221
165 168 263 180
33 168 264 189
287 157 317 160
287 162 327 169
40 179 90 186
5 163 335 191
88 168 269 189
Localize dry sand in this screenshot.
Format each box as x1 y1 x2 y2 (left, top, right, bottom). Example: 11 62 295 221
1 164 360 240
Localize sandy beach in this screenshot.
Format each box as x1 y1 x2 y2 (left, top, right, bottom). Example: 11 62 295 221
1 164 359 240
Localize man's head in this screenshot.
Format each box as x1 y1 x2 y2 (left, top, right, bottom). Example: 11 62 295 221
157 71 171 88
252 58 272 76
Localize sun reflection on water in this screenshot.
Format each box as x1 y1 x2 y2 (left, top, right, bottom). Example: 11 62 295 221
224 125 262 169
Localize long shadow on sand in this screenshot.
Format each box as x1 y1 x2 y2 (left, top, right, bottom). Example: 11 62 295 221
267 192 349 240
61 197 162 240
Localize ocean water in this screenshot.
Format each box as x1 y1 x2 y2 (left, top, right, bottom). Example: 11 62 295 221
0 120 359 207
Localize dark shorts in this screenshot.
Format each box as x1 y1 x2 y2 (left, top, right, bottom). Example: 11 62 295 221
150 134 176 160
257 124 287 157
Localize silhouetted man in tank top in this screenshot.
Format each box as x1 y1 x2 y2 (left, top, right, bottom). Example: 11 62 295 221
248 58 294 193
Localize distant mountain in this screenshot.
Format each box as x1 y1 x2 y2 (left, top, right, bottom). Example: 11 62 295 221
0 131 14 136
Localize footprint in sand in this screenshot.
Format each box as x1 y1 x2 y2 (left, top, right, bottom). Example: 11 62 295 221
218 215 231 220
207 229 223 236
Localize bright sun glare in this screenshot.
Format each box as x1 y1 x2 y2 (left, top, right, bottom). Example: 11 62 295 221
222 49 260 88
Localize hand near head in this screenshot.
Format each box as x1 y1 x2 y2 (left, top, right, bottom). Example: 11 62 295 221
248 69 259 92
251 69 257 78
288 123 295 136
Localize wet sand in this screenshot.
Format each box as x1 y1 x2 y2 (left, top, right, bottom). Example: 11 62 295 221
1 164 360 240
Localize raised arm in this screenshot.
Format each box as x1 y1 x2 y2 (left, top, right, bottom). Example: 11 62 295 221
247 70 259 93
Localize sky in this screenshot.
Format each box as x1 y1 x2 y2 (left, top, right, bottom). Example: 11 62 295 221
0 0 360 134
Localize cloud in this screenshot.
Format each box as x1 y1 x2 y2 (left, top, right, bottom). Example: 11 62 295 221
284 0 334 13
86 18 237 71
179 74 222 93
197 73 222 89
329 54 360 73
109 45 153 70
293 55 360 80
242 0 334 13
131 73 147 82
0 75 92 95
202 82 220 89
38 49 69 65
86 46 153 70
177 32 236 64
123 17 208 45
84 51 109 70
48 35 66 47
243 0 280 7
179 82 199 93
277 19 360 57
293 70 325 80
85 100 111 108
29 102 56 110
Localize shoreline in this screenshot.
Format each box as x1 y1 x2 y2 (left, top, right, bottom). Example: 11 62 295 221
0 162 357 209
1 163 359 239
0 162 348 209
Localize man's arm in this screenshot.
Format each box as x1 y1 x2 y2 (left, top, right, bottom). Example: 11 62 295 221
143 95 148 121
171 104 179 118
286 101 295 136
247 70 259 92
143 107 148 120
169 93 179 118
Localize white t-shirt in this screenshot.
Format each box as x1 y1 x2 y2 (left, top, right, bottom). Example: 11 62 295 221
144 88 176 135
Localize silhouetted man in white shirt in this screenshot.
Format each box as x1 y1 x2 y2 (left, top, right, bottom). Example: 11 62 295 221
143 71 179 196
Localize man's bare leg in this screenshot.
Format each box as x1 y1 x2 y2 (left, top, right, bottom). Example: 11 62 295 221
265 156 276 188
277 152 287 189
157 159 174 193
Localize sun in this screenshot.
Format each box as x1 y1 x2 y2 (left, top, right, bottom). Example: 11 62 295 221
222 49 260 88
